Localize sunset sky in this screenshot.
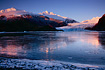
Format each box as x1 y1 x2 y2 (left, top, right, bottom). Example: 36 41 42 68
0 0 105 22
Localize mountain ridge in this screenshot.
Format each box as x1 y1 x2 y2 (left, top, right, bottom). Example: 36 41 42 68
39 11 78 23
0 8 78 23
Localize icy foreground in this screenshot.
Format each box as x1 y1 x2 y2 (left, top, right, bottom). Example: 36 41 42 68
0 57 105 70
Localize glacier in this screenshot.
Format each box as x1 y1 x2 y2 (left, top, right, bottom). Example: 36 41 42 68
56 17 100 31
56 23 96 31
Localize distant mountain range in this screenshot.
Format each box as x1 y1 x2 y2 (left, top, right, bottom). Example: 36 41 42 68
0 8 100 24
0 8 103 31
0 8 69 31
0 8 78 23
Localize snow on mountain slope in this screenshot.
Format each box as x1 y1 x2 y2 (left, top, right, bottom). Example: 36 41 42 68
0 7 17 13
0 8 28 17
57 17 100 31
0 8 78 23
39 11 68 20
39 11 78 23
81 17 100 24
68 17 100 28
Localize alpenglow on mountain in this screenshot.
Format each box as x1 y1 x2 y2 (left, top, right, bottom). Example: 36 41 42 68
0 8 28 17
0 7 17 13
0 8 69 31
0 8 78 23
39 11 78 23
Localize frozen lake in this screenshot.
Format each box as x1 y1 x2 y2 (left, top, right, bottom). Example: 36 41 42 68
0 31 105 66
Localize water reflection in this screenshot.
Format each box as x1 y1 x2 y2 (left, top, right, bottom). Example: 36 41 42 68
98 32 105 50
0 32 105 65
81 32 100 47
0 32 75 59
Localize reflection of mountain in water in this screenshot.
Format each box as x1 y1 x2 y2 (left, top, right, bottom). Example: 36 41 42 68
98 32 105 50
0 32 75 59
0 32 105 65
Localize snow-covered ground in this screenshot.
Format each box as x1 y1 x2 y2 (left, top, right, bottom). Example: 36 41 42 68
0 57 105 70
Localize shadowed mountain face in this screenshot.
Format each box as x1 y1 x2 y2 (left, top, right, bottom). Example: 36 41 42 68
0 14 67 31
0 8 69 32
92 14 105 31
86 14 105 31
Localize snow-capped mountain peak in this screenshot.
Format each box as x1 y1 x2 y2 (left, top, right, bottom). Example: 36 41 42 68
0 7 17 13
81 17 100 23
0 7 28 17
39 11 78 23
5 7 16 12
39 11 56 15
0 8 78 23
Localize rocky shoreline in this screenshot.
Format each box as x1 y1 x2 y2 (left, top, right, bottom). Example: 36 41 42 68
0 57 105 70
